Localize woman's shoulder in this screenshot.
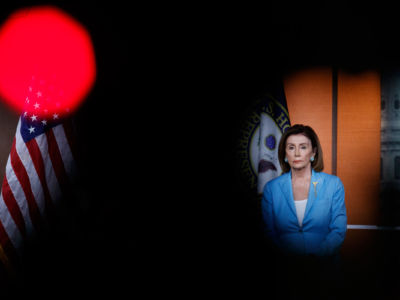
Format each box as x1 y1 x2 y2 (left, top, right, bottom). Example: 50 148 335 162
316 171 343 185
266 172 289 187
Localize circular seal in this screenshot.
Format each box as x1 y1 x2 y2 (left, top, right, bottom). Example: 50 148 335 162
236 94 290 194
265 134 276 150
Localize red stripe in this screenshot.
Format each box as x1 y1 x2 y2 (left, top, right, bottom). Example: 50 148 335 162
9 139 42 232
1 176 26 238
45 129 70 196
62 119 77 163
25 139 55 220
0 220 19 269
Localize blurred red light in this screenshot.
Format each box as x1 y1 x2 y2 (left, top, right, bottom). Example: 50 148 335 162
0 6 96 116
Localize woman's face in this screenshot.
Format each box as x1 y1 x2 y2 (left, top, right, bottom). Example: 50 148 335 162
285 134 316 171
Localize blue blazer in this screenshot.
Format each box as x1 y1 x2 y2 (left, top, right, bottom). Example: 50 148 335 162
261 170 347 256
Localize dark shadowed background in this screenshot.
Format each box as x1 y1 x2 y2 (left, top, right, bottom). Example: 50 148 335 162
167 3 400 299
2 2 400 299
0 1 136 296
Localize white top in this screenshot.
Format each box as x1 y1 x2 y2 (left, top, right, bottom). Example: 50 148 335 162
294 199 308 227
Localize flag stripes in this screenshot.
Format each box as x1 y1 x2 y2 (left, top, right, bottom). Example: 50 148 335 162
17 133 49 219
24 139 54 219
1 177 27 239
45 129 71 197
0 117 76 272
0 215 18 269
61 119 78 162
0 194 23 257
10 138 43 232
53 125 77 179
35 134 63 204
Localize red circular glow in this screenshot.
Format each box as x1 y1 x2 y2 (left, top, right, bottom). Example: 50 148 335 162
0 6 96 116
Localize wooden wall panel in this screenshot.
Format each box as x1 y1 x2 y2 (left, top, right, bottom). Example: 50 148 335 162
284 68 381 225
284 68 333 174
283 67 383 268
337 71 381 225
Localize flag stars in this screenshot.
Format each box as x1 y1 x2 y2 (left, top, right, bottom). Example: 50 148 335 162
30 115 38 122
41 120 47 126
53 113 59 120
28 126 35 134
33 103 40 109
36 91 42 98
26 97 30 103
23 112 28 117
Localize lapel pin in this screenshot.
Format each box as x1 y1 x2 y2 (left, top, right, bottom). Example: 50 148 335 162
312 181 318 197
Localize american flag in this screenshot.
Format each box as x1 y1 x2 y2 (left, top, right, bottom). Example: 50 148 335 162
0 77 77 273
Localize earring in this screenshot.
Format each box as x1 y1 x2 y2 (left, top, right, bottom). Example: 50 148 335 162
310 156 314 162
284 157 288 163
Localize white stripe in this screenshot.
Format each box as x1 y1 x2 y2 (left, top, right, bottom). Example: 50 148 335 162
5 158 35 237
14 121 46 217
347 224 400 230
35 133 62 205
52 125 77 179
0 193 23 255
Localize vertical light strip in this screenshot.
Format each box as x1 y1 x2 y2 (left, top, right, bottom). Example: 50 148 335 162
332 67 338 175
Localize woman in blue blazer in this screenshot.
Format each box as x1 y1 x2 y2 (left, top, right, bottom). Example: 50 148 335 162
261 124 347 298
262 124 347 257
